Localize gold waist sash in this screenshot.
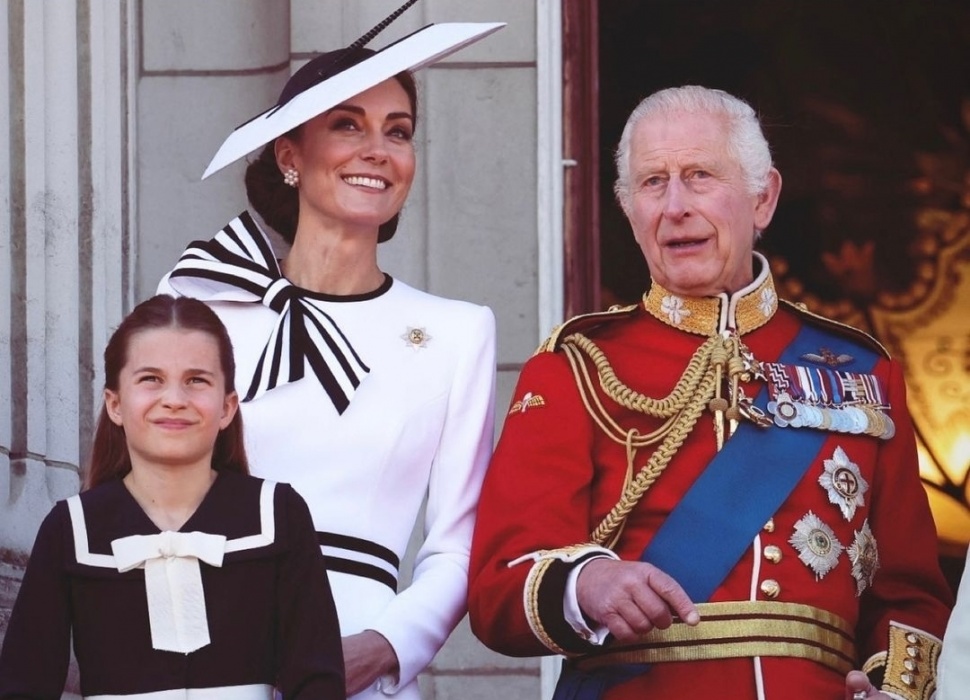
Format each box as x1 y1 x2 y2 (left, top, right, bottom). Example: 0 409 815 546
575 601 855 675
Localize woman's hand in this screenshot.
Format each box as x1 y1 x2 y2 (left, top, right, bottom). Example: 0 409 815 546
342 630 399 697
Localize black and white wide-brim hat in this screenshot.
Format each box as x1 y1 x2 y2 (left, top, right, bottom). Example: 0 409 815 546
202 19 504 179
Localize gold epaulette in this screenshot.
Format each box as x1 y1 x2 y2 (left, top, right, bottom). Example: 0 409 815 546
779 299 890 359
535 304 639 355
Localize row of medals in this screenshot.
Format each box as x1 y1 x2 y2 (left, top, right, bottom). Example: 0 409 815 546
769 390 895 440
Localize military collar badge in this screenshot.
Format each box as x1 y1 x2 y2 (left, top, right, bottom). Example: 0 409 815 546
642 253 778 337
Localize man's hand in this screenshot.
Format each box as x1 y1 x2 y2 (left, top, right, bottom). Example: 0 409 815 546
342 630 399 697
844 670 892 699
576 558 699 643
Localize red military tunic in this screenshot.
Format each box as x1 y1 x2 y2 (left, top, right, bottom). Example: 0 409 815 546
468 257 952 700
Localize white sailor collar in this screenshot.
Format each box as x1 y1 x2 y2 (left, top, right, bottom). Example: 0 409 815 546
66 472 279 654
167 211 386 413
642 252 778 336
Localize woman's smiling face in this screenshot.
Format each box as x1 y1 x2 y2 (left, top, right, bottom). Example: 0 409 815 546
278 78 417 234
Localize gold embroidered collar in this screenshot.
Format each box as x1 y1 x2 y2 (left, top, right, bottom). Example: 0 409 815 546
642 252 778 336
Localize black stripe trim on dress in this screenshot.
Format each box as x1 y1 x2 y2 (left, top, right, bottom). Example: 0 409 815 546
323 557 398 591
318 532 400 568
304 303 370 376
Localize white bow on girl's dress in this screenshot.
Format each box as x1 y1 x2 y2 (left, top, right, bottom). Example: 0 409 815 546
112 530 227 654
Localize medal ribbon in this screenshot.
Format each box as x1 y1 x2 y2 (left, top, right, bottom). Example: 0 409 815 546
640 323 880 602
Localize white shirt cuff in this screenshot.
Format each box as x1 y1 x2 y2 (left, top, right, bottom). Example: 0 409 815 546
563 555 614 645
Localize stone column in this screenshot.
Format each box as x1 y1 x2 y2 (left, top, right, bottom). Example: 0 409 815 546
135 0 292 296
0 3 133 686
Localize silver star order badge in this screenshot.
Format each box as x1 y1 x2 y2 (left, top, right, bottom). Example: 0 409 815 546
819 446 869 521
848 520 880 596
401 326 432 350
789 511 843 581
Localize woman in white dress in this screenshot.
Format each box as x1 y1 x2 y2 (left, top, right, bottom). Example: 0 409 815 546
937 547 969 700
159 13 501 699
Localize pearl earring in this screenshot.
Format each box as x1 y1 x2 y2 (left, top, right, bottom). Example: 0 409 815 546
283 168 300 188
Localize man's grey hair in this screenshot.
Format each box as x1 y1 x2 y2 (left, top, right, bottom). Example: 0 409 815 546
613 85 774 208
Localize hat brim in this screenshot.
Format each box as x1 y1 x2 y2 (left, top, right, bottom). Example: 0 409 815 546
201 21 506 180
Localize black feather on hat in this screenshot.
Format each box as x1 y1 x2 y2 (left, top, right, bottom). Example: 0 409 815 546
202 1 504 180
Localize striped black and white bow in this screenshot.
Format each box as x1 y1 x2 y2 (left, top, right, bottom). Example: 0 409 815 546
168 211 369 413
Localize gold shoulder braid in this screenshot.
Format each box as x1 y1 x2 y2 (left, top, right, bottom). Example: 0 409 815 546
561 330 769 549
535 305 640 355
780 299 889 359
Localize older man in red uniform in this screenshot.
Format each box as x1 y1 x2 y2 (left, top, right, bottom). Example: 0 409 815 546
468 86 952 700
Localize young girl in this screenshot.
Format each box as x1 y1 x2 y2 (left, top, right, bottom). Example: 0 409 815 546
0 295 345 698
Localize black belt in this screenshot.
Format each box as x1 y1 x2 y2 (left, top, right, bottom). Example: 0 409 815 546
318 532 399 591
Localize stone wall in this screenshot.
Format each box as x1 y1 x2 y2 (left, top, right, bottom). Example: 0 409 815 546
1 1 555 697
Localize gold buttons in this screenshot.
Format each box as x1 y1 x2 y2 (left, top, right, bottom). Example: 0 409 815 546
760 579 780 599
763 545 782 563
763 518 775 533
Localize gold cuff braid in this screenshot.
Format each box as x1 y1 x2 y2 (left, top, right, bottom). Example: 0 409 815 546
862 650 887 676
523 556 566 655
515 543 616 655
879 622 942 700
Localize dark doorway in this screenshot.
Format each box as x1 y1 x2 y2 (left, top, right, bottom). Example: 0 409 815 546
595 0 970 318
569 0 970 588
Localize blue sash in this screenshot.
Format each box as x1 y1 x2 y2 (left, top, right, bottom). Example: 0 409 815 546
554 323 880 700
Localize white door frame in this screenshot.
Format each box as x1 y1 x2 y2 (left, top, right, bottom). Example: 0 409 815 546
536 0 565 693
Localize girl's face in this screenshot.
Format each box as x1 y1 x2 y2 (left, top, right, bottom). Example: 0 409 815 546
104 327 238 473
277 78 416 234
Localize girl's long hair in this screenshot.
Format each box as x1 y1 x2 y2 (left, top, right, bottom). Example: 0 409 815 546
84 295 249 490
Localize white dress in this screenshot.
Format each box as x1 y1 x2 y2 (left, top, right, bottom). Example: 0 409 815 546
160 211 496 699
938 543 970 700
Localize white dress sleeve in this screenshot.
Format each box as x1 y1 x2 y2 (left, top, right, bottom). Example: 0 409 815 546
937 542 970 700
368 304 496 693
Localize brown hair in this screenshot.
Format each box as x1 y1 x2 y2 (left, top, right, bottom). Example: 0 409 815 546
84 295 248 490
245 49 419 245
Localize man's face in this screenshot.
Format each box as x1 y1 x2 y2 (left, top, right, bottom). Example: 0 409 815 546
621 110 780 297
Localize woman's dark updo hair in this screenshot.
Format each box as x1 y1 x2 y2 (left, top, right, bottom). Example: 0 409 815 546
245 47 419 245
